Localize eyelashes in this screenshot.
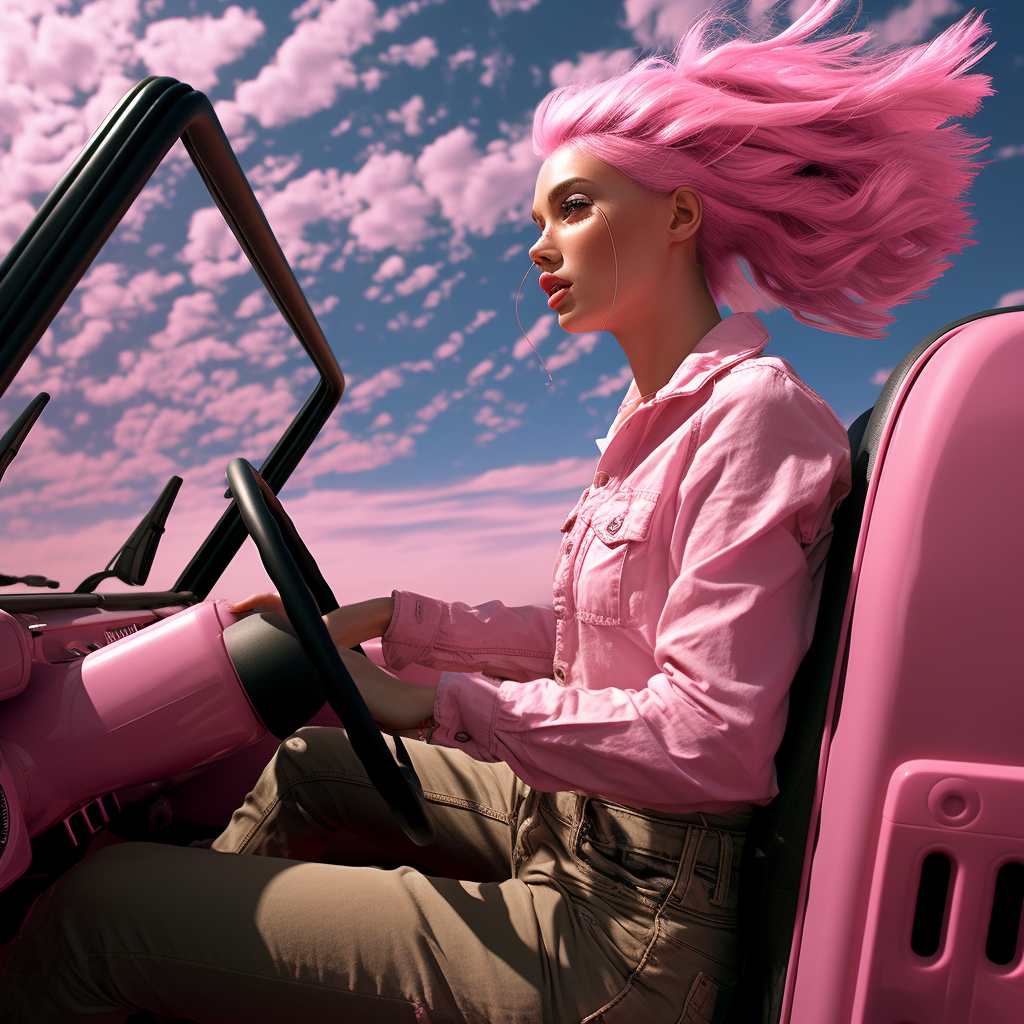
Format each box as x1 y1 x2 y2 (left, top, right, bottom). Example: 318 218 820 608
560 193 591 216
532 194 592 242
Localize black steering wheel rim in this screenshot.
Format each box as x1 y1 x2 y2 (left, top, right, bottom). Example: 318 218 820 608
225 457 435 846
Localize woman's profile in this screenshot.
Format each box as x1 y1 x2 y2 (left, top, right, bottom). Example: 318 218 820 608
0 1 993 1021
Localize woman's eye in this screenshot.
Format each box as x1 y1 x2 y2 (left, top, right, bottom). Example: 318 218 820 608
561 194 591 216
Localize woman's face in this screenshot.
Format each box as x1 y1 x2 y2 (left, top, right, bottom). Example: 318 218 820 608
529 147 687 336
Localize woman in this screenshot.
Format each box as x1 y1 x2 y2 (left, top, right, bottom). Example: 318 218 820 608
0 2 991 1021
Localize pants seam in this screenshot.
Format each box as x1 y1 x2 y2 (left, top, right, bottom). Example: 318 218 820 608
579 825 698 1024
236 771 515 851
282 769 515 823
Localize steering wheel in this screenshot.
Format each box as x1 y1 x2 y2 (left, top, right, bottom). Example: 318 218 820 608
225 457 436 846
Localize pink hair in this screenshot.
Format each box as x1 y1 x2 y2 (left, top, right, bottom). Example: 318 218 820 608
532 0 994 337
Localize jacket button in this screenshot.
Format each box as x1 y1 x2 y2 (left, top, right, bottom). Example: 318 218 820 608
554 666 565 682
454 731 470 743
593 471 609 488
607 514 623 534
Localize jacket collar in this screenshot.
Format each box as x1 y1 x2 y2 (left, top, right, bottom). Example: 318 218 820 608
616 312 770 412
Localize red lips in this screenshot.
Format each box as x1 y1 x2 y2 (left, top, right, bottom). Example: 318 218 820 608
538 273 571 298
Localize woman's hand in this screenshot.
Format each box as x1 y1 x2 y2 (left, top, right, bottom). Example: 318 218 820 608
229 593 395 650
229 592 286 618
334 646 438 735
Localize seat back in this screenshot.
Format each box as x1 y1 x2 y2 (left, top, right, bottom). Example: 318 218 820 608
727 306 1024 1024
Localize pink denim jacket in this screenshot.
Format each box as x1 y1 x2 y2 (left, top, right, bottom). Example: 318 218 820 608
382 313 853 813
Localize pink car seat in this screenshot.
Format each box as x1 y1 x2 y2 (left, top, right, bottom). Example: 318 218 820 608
730 305 1024 1024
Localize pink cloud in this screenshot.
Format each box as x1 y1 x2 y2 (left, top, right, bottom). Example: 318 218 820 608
150 291 220 350
2 444 597 609
394 262 441 295
230 0 379 129
345 366 406 411
203 380 296 429
870 368 893 386
433 332 463 359
464 308 497 333
56 318 113 361
177 207 252 287
996 288 1024 307
416 126 540 237
579 365 632 401
311 295 340 316
447 46 476 70
478 51 513 88
338 150 436 251
135 5 265 92
868 0 962 46
414 390 451 422
79 334 240 406
1 0 138 101
550 48 635 87
512 313 554 359
466 358 493 386
489 0 542 13
379 36 438 68
623 0 709 47
233 290 266 319
422 270 466 309
112 402 200 453
545 331 600 372
77 262 185 318
373 254 406 281
246 154 302 188
386 93 426 135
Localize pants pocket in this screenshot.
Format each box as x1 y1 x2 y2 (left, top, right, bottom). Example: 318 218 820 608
676 972 722 1024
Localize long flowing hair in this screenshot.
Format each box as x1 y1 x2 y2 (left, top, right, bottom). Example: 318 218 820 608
532 0 993 337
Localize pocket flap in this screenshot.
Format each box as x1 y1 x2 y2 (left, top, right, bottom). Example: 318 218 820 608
590 490 659 545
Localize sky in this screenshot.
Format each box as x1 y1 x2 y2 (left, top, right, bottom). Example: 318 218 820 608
0 0 1021 609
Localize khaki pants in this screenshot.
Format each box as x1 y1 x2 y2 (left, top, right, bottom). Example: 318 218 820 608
0 727 750 1023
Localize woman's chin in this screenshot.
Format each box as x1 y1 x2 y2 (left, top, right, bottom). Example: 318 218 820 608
558 310 605 334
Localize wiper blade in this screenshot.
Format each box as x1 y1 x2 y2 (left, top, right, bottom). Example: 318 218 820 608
75 475 182 593
0 392 49 485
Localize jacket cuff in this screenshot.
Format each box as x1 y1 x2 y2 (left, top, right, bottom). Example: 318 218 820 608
431 671 502 761
381 590 444 671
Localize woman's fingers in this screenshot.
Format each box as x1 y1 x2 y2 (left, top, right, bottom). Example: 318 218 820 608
228 592 286 616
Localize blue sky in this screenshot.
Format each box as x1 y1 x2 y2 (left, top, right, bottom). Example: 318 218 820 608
0 0 1021 606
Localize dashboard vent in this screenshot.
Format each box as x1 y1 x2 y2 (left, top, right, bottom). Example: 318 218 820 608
104 623 141 643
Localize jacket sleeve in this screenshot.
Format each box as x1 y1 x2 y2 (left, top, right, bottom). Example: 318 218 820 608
381 590 557 683
422 367 852 811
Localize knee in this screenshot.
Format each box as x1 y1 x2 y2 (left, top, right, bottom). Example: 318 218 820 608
275 725 359 777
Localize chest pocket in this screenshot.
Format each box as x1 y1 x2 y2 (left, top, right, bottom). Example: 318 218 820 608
575 489 659 626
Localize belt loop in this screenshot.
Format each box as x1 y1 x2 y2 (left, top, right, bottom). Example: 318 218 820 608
709 829 733 907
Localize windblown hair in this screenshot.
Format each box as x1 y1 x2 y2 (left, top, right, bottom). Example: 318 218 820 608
532 0 993 336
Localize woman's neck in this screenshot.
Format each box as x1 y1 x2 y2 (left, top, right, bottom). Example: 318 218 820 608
615 263 723 398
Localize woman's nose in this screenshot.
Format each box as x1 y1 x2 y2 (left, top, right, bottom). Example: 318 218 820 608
528 232 559 267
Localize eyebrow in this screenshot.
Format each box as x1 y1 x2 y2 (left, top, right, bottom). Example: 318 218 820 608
532 176 594 224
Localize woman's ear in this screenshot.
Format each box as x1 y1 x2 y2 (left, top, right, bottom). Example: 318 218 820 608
667 187 702 242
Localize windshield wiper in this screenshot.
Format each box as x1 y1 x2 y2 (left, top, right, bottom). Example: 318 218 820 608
0 392 49 485
75 475 182 593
